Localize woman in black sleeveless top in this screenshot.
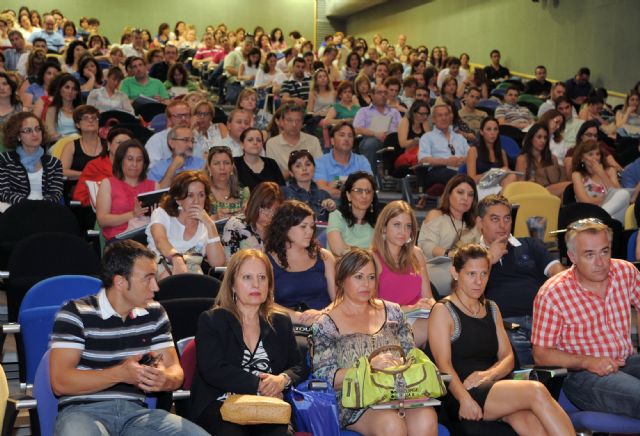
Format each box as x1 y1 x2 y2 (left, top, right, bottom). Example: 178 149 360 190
428 244 574 435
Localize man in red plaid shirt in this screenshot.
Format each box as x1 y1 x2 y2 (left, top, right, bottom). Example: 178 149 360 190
532 218 640 418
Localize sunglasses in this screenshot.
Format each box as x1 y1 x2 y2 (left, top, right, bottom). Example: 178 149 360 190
448 144 456 155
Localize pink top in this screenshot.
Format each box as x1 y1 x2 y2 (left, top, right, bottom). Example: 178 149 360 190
102 176 156 240
376 253 422 306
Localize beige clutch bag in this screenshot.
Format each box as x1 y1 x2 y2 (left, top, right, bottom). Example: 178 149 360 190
220 394 292 425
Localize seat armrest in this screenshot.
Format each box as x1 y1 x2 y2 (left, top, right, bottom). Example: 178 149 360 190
3 395 37 436
1 323 20 334
172 390 190 401
0 271 9 279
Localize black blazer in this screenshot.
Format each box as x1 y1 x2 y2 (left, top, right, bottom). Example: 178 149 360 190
189 307 308 422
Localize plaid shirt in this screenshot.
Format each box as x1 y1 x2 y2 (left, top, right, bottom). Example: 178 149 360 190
532 259 640 360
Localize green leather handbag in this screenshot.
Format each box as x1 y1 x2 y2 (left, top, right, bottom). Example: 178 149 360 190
341 345 446 409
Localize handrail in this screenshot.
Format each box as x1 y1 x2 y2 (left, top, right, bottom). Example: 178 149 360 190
469 63 627 99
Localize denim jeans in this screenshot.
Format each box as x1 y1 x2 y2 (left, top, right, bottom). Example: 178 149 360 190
55 399 208 436
564 353 640 419
503 315 533 368
358 136 384 171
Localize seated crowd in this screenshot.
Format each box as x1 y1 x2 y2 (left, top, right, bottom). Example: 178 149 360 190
1 6 640 436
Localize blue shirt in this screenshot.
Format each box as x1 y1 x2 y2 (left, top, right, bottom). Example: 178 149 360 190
147 155 205 182
283 180 332 222
621 157 640 189
28 30 65 52
418 126 469 161
313 151 372 183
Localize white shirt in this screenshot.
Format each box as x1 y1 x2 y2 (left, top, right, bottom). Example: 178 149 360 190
436 68 468 89
27 168 44 200
146 207 209 257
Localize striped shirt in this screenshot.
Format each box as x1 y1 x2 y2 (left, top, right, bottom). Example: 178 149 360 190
51 289 174 407
532 259 640 360
0 151 63 205
280 77 311 102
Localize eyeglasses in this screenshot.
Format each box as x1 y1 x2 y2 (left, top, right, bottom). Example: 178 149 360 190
20 126 42 135
567 218 605 231
448 144 456 155
195 111 212 117
170 113 190 119
80 114 98 122
351 188 372 195
172 136 195 143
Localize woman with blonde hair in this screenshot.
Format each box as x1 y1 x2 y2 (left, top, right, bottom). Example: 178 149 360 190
371 200 436 347
307 68 335 117
190 248 308 435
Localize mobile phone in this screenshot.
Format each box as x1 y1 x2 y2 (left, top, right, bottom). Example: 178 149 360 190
308 380 329 390
139 353 161 367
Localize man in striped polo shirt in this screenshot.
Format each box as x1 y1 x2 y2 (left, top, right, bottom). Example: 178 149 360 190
50 241 207 435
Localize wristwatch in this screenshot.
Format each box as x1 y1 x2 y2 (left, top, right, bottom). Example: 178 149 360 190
280 372 292 388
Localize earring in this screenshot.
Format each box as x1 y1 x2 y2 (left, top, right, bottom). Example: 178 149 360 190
348 200 352 208
232 291 237 303
382 232 386 241
370 204 374 213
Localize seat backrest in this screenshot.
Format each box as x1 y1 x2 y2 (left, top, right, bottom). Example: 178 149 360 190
160 298 214 345
19 306 60 385
149 113 167 132
33 350 57 436
561 183 576 205
0 201 81 245
509 193 560 242
85 180 100 212
500 135 520 160
627 230 638 262
180 338 196 389
0 364 8 432
624 204 637 230
20 275 102 312
156 274 221 301
502 181 549 199
7 233 101 323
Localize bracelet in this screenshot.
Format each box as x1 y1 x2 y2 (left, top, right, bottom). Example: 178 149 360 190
207 236 221 244
167 252 184 263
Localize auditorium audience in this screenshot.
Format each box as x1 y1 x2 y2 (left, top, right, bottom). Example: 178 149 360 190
147 126 205 188
539 109 567 165
95 139 157 241
207 145 248 220
265 200 336 325
515 124 568 197
146 170 225 277
283 149 335 221
394 100 431 174
372 200 435 347
495 86 534 130
327 171 379 256
524 65 551 98
483 49 509 85
565 67 593 106
86 66 134 114
0 112 63 209
312 248 439 436
428 244 574 434
322 81 359 126
234 127 285 191
60 105 105 181
34 73 81 140
571 139 629 223
190 248 308 435
222 181 283 258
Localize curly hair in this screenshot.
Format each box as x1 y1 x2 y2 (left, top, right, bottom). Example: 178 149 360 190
160 170 211 217
2 112 48 150
264 200 319 270
35 58 61 86
337 171 379 227
64 40 87 67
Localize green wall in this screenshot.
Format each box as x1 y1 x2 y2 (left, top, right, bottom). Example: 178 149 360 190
347 0 639 94
3 0 315 45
